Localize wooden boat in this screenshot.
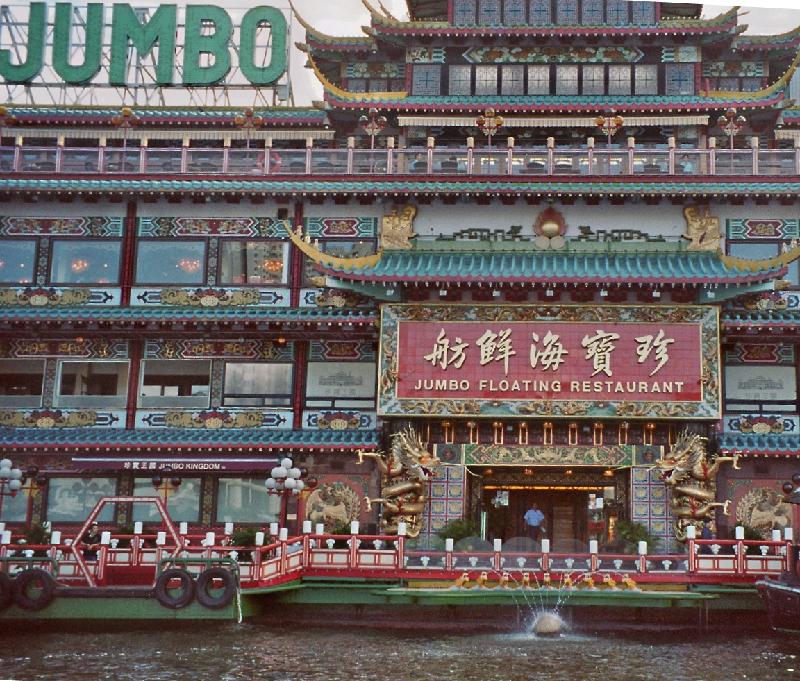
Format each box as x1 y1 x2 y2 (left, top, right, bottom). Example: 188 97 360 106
756 575 800 633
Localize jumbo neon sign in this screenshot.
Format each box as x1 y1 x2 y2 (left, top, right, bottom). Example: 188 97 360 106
0 3 288 86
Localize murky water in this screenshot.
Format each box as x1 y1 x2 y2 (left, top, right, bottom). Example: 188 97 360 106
2 622 800 681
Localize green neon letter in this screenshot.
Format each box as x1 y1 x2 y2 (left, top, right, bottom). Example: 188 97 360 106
110 4 176 86
182 5 233 86
0 2 46 83
239 6 287 86
53 3 103 84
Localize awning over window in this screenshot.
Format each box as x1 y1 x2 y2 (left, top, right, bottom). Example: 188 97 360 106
72 457 278 472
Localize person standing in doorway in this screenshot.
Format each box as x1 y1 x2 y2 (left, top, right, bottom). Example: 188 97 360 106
524 503 546 542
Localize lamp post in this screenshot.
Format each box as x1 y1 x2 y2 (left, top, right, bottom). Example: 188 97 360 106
595 110 625 148
0 458 23 521
111 107 138 171
265 457 316 529
717 107 746 173
358 107 387 151
233 107 263 150
476 108 504 149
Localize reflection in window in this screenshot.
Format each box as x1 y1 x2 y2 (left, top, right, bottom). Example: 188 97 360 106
665 64 694 96
630 1 655 24
57 361 129 408
50 240 121 284
411 65 441 96
223 362 293 407
724 365 797 413
475 66 498 95
608 65 631 95
132 477 201 523
46 477 116 522
216 478 281 523
635 64 658 95
306 361 377 409
477 0 501 24
135 240 206 284
528 65 550 94
219 241 288 285
449 65 472 96
501 66 525 95
0 358 45 407
556 0 578 24
139 359 211 408
606 0 629 24
529 0 551 25
0 239 35 284
582 65 604 95
0 484 28 521
582 0 603 24
556 65 579 95
504 0 526 24
453 0 477 24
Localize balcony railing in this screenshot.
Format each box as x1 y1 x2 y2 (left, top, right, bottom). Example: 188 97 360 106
3 143 799 179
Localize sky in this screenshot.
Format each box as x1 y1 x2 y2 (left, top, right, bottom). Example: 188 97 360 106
287 1 800 103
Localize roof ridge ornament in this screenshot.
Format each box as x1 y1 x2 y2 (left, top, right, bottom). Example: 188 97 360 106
305 52 407 102
288 224 383 271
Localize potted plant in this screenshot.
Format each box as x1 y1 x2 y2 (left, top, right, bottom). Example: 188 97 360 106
615 519 662 554
23 523 50 557
114 523 135 549
330 520 352 548
231 526 257 562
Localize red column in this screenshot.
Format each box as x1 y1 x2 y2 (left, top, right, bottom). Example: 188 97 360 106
120 201 137 306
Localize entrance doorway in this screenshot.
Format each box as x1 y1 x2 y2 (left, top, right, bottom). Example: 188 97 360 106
484 488 594 551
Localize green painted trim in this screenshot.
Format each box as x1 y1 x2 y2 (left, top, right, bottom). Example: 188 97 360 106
1 596 235 621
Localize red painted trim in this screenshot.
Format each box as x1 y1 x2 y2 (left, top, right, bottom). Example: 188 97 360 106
125 340 142 430
120 200 137 306
292 341 308 430
290 201 304 308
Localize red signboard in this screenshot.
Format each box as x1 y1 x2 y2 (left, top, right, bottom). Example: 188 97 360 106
397 321 702 402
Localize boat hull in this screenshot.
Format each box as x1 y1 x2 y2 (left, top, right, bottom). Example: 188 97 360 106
756 577 800 633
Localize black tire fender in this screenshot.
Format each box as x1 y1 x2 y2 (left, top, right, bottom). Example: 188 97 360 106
12 568 56 611
153 568 195 609
195 567 236 609
0 572 13 611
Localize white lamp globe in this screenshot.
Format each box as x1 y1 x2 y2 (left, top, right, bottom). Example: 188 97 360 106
0 458 11 469
9 468 22 480
0 467 10 480
280 457 293 469
288 467 301 479
265 478 277 490
9 479 22 492
295 480 305 491
284 478 297 490
272 466 287 479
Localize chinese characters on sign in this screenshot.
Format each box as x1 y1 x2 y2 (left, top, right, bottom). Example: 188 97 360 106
399 320 702 402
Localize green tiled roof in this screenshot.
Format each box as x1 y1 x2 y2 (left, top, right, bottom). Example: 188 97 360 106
2 179 800 197
0 307 376 325
0 428 380 450
318 248 786 285
720 433 800 455
722 310 800 326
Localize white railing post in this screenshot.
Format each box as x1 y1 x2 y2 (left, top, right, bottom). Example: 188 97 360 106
638 540 648 573
181 137 189 173
493 538 502 571
686 525 697 573
347 136 355 174
547 136 555 175
139 138 147 173
589 539 598 572
751 136 759 175
586 136 595 175
56 135 64 172
305 137 313 174
426 136 435 174
540 538 550 571
445 537 454 571
795 137 800 175
667 136 676 175
466 136 474 175
386 136 395 175
708 136 716 175
627 135 636 175
13 135 22 172
506 136 514 174
222 137 230 174
735 525 745 575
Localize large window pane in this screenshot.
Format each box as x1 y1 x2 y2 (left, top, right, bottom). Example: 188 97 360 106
608 65 631 95
216 478 280 523
0 358 45 407
135 240 206 284
449 65 472 96
57 361 129 408
528 65 550 94
139 359 211 408
635 64 658 95
729 242 780 260
665 64 694 96
46 477 116 523
582 65 605 95
501 65 525 95
475 66 498 95
132 478 201 523
50 240 121 284
0 239 36 284
725 365 797 411
306 362 376 408
0 487 29 522
411 65 441 96
223 362 293 407
219 241 288 285
556 65 579 95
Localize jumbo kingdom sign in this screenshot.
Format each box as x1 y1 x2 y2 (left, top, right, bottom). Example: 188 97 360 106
0 3 287 87
378 304 721 419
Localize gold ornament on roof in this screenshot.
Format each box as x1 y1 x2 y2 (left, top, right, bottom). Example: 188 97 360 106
682 205 721 251
380 204 417 250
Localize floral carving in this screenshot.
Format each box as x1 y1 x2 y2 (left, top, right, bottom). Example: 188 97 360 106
159 288 260 307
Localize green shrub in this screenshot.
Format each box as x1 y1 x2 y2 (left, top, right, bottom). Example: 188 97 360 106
436 518 479 542
615 520 662 554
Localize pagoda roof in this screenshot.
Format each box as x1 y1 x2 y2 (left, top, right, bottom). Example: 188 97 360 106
5 177 800 199
405 0 447 21
720 433 800 457
363 5 740 40
0 427 380 452
5 106 327 128
309 47 799 114
734 25 800 53
298 239 799 287
290 3 374 52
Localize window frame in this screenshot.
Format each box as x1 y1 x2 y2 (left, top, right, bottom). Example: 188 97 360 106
134 238 208 286
214 476 282 525
221 360 294 408
0 237 38 285
54 359 130 409
48 237 123 286
0 358 46 408
138 358 213 409
217 239 290 287
304 360 377 410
